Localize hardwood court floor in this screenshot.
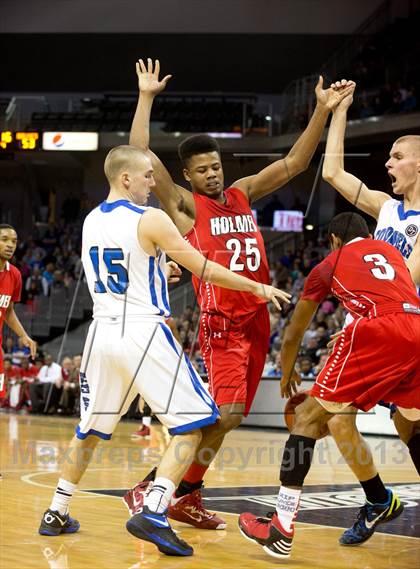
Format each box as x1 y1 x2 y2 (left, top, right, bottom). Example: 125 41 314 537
1 414 419 569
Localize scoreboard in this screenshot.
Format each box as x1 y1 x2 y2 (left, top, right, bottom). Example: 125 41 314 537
0 131 98 151
0 131 40 151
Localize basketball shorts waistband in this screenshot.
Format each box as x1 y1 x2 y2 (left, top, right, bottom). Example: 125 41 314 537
367 301 420 318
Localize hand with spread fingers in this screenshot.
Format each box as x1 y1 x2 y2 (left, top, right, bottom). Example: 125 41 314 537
280 368 302 398
136 58 172 96
255 284 291 310
315 76 356 111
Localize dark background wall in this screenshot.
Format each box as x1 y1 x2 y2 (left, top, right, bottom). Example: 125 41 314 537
1 33 348 92
1 0 384 34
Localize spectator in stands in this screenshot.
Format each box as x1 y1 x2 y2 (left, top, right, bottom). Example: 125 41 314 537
301 336 320 365
267 352 282 377
0 358 21 409
29 354 62 414
58 356 79 415
42 263 55 294
51 270 65 291
18 358 39 411
297 357 316 381
25 266 48 297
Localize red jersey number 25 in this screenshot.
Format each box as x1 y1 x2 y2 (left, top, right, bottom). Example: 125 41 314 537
226 237 261 272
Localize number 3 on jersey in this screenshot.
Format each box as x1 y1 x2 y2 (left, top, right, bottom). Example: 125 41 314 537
363 253 396 281
226 237 261 272
89 246 129 294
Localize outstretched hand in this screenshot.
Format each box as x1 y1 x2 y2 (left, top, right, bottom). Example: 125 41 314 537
315 76 356 111
256 284 291 310
330 79 356 111
136 58 172 96
280 368 301 398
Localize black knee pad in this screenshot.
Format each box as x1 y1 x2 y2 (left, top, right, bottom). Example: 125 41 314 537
280 434 316 487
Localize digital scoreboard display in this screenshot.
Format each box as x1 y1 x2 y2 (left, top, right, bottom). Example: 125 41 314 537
0 131 40 151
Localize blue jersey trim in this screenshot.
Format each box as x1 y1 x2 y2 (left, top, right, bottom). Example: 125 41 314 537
159 322 219 415
99 200 146 214
75 425 112 440
168 410 220 435
149 257 165 316
157 255 171 315
397 202 420 221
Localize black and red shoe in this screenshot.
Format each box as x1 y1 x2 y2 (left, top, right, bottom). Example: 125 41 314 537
238 511 294 559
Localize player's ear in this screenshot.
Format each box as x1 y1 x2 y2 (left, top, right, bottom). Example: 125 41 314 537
121 171 130 189
183 168 191 182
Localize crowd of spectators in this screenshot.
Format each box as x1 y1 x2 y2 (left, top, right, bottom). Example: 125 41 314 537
13 221 82 305
0 348 81 415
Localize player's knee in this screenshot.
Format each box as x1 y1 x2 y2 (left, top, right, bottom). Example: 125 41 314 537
183 428 202 446
328 413 357 441
218 412 243 433
293 399 327 438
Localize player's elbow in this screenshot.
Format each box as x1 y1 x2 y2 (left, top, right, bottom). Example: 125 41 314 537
322 162 338 184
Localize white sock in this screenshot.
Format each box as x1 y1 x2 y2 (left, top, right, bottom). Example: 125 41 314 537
276 486 301 532
142 416 151 428
50 478 77 515
144 477 175 514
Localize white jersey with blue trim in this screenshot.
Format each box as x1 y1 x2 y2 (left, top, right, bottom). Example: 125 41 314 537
82 199 170 320
374 198 420 259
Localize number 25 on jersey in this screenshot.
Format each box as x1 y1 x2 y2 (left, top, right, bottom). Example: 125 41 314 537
89 246 129 294
226 237 261 272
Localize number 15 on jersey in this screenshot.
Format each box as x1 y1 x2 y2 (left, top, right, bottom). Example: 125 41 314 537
89 246 129 294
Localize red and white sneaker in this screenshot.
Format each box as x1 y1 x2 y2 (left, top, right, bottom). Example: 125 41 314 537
168 489 227 530
123 480 152 516
131 425 151 439
238 511 294 559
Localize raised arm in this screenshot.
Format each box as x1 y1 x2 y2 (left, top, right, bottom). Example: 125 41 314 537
139 208 291 309
322 84 390 219
130 58 195 234
234 77 355 203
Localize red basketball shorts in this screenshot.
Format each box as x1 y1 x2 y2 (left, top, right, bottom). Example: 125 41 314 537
199 304 270 415
311 313 420 412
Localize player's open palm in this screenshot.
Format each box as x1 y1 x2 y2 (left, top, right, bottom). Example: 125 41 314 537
256 284 291 310
136 58 172 95
315 76 355 111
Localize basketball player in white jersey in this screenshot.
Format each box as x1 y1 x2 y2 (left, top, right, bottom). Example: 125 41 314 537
321 83 420 545
38 145 290 557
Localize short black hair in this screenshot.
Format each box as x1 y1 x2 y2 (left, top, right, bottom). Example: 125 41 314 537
327 212 369 243
0 224 15 232
178 134 221 166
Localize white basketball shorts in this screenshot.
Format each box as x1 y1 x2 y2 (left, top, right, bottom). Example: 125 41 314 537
76 317 219 440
